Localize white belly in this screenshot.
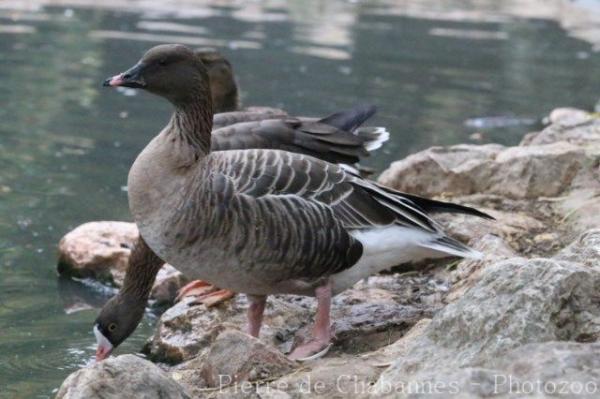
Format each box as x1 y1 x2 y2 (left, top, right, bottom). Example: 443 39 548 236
331 226 477 294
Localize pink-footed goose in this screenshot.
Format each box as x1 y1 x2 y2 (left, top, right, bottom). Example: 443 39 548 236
94 44 492 362
178 100 388 306
178 49 391 306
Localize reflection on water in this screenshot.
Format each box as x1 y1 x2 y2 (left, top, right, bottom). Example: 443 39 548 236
1 0 600 396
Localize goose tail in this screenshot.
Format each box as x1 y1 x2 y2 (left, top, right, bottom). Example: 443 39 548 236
421 235 483 260
354 126 390 151
317 104 389 153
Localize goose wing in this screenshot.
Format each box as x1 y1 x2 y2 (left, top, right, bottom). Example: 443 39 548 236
218 150 440 233
211 118 374 164
184 149 449 280
212 108 288 129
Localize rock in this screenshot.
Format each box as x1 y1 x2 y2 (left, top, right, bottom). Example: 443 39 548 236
274 356 379 399
489 142 586 198
548 107 592 127
55 354 190 399
178 329 296 390
377 144 503 198
557 189 600 234
151 264 189 306
57 221 138 284
57 221 187 305
373 342 600 398
363 318 432 363
378 142 593 200
374 245 600 394
327 287 434 354
520 108 600 146
554 229 600 269
445 233 517 302
255 388 292 399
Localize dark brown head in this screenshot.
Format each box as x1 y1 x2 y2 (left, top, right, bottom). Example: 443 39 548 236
103 44 211 107
194 48 239 113
93 293 146 361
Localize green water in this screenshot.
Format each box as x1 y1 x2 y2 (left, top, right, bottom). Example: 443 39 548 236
1 1 600 397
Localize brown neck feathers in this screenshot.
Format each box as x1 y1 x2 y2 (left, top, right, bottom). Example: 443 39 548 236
167 74 214 160
121 236 164 301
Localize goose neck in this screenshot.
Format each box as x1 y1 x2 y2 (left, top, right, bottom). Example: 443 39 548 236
168 98 213 158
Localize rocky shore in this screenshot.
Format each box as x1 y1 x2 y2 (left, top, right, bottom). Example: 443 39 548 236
56 108 600 399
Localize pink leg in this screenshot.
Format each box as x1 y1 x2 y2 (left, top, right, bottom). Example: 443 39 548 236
289 281 333 360
247 295 266 338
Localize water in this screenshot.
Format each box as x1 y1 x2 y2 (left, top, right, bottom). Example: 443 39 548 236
1 0 600 396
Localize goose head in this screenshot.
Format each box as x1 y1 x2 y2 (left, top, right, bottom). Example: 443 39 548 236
195 48 239 112
93 294 145 361
103 43 211 106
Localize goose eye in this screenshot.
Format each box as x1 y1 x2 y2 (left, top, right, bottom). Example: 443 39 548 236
158 59 167 66
108 323 117 332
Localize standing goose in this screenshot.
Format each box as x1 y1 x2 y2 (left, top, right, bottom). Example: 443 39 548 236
119 49 390 307
181 101 388 304
178 103 389 305
165 50 391 306
94 44 492 361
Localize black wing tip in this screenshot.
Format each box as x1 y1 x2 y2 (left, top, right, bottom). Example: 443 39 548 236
377 187 495 221
353 103 377 115
349 104 377 122
318 104 378 132
420 197 496 220
466 207 495 220
481 210 495 220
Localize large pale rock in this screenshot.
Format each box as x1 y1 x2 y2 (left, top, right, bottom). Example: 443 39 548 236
490 142 585 198
373 342 600 398
557 189 600 234
56 354 190 399
446 233 517 302
57 221 138 284
554 228 600 269
186 321 433 399
172 328 296 394
377 144 503 198
522 108 599 146
201 329 296 385
548 107 592 126
375 237 600 395
274 356 379 399
57 221 188 305
378 142 591 200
